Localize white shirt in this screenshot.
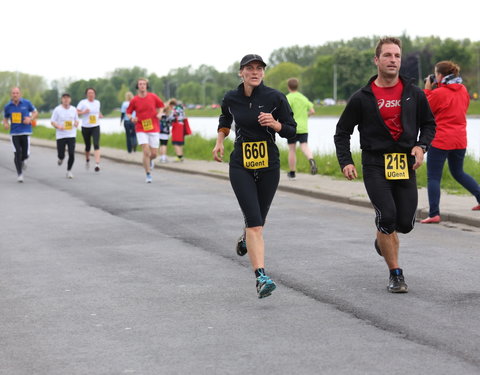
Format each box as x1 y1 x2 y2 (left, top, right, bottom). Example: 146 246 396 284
77 99 101 128
51 104 79 139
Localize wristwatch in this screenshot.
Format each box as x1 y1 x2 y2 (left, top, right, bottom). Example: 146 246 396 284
418 144 428 153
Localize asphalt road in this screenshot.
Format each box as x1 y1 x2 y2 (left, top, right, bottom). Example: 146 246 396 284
1 143 480 375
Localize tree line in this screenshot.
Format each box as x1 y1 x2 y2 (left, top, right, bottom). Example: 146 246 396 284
1 34 479 115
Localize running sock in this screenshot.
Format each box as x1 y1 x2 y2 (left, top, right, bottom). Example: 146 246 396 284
255 268 266 278
389 268 403 277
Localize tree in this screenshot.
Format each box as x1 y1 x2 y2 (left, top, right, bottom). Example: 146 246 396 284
39 89 59 112
269 45 321 67
264 62 304 93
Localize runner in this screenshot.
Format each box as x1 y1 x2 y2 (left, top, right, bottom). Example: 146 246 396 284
120 91 137 153
3 87 38 182
158 108 170 163
286 78 317 179
126 78 165 183
77 88 102 172
168 99 187 162
51 93 79 179
212 54 296 298
334 37 436 293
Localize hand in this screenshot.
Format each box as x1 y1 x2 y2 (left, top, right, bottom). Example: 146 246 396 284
4 122 9 130
411 146 425 170
23 116 32 125
258 112 280 131
131 117 137 123
342 164 358 180
58 125 65 130
84 108 90 114
212 143 224 162
424 78 433 90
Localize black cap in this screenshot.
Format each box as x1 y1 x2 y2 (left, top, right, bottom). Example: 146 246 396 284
61 93 71 98
240 54 267 69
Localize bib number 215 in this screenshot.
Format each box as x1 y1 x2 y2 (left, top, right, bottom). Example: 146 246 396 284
384 153 409 180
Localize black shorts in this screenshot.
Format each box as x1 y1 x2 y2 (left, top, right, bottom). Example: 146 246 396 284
287 133 308 144
363 164 417 234
172 141 184 146
81 126 100 152
229 166 280 228
160 139 169 146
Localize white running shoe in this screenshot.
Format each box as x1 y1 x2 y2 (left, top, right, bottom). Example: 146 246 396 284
17 174 24 183
66 171 74 179
145 174 153 183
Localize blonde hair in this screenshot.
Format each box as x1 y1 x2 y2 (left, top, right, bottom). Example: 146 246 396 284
125 91 133 100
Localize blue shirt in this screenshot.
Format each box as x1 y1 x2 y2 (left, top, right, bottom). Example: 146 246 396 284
4 98 36 135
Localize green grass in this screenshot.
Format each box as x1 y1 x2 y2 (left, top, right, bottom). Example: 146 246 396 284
3 125 480 195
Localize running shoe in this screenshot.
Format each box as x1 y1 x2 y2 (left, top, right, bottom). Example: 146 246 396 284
94 165 100 172
420 215 441 224
58 159 63 166
66 171 74 179
145 174 152 183
17 174 24 183
256 271 277 299
287 171 296 180
236 233 247 256
388 269 408 293
374 239 382 256
472 205 480 211
309 158 318 175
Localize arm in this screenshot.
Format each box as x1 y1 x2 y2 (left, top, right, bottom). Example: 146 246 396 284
334 96 360 171
3 117 9 130
213 97 233 162
51 110 63 130
258 95 296 138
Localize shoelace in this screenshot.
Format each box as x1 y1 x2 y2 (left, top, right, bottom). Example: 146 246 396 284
257 274 271 284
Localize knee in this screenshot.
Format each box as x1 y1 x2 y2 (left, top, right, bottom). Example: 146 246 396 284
376 215 397 235
396 218 415 234
150 149 158 158
246 226 263 236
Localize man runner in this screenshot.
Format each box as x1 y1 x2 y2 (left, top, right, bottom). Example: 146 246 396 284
126 78 165 183
3 87 38 182
51 93 79 178
286 78 317 179
334 37 436 293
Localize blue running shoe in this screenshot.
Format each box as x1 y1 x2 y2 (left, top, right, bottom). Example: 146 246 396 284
145 173 152 183
256 272 276 299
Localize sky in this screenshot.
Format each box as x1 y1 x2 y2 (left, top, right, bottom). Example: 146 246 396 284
1 0 479 86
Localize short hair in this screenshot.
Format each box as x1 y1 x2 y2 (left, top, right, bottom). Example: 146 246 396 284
435 60 460 77
287 78 299 91
85 87 96 95
375 37 402 57
168 98 177 106
61 93 71 98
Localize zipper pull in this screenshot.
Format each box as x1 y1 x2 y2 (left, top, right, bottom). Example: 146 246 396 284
249 102 252 109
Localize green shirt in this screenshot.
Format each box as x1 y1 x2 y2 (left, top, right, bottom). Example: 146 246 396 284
286 91 314 134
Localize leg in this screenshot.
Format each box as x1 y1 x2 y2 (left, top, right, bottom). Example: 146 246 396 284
299 141 314 160
20 135 30 162
81 127 91 161
57 138 66 162
141 144 151 173
92 126 101 164
288 143 297 172
426 146 447 217
66 138 76 171
11 136 23 175
447 149 480 203
124 123 132 152
149 145 158 161
376 231 400 269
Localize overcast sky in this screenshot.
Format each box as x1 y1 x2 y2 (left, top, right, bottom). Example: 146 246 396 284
2 0 478 85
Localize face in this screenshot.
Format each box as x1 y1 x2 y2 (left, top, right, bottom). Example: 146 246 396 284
239 62 265 87
374 43 401 79
434 68 442 82
137 80 148 92
86 89 96 101
61 96 71 107
11 88 21 102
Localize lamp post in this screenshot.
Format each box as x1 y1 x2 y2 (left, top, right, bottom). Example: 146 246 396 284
202 75 213 107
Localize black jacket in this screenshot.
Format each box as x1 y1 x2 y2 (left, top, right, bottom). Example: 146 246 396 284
218 81 296 169
334 75 436 169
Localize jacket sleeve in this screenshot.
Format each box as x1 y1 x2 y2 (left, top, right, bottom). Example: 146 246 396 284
416 90 436 149
334 95 361 169
218 95 233 133
275 94 297 139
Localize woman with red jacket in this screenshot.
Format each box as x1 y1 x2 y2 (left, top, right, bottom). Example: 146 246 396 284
421 61 480 223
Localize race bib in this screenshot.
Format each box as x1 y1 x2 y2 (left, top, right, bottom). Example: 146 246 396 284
384 153 409 180
11 112 22 124
243 141 269 169
89 115 97 124
141 118 154 131
64 120 73 130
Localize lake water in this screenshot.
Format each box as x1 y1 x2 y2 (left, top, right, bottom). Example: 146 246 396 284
37 116 480 159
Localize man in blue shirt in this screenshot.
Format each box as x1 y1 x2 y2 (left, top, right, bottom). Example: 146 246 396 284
3 87 38 182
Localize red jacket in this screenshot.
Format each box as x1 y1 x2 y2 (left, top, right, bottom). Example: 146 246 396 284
424 83 470 150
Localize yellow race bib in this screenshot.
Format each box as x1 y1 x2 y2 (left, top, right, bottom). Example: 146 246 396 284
384 153 409 180
11 112 22 124
141 118 154 131
64 120 73 130
89 115 97 124
243 141 269 169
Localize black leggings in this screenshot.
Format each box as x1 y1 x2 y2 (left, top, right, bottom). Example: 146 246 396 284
363 164 417 234
57 137 76 171
11 135 30 175
229 166 280 228
81 126 100 152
